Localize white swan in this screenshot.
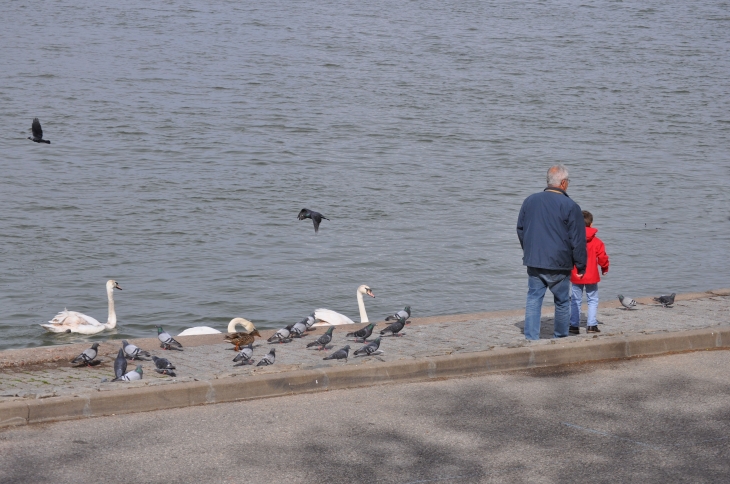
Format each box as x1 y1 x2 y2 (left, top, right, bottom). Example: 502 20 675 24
178 318 256 336
312 285 374 326
41 280 122 335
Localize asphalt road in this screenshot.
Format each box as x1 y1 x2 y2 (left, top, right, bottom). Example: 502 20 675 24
2 349 729 483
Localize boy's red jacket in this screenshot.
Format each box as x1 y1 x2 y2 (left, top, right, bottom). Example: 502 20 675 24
571 226 609 284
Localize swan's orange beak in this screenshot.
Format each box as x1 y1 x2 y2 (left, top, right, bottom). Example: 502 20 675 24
367 290 375 298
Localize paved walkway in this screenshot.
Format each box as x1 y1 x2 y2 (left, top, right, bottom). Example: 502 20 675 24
1 291 728 403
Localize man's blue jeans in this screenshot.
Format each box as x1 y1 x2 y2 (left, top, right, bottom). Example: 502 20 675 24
524 267 572 340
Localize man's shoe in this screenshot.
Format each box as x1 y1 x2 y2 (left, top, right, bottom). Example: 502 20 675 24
569 326 580 335
586 325 601 333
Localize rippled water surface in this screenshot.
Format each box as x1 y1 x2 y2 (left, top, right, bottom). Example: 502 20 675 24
1 0 728 350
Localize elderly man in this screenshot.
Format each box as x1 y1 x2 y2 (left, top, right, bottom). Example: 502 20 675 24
516 165 587 340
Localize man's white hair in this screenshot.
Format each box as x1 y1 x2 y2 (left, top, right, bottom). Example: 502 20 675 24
547 164 569 187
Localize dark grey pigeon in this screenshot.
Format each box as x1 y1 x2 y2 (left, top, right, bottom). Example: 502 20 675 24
380 316 407 337
323 345 350 361
354 337 382 356
151 356 175 370
28 118 50 144
111 348 127 381
297 208 330 233
385 306 411 321
289 319 309 338
157 326 183 350
120 365 143 381
618 295 637 310
268 325 293 343
122 340 150 360
155 369 176 377
306 326 334 350
346 323 375 342
653 293 676 307
256 348 275 366
71 343 99 366
233 344 254 366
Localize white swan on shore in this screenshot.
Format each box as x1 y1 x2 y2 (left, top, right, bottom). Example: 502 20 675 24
312 285 374 327
178 318 256 336
41 280 122 335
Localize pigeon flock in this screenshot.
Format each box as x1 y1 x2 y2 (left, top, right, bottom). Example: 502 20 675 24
68 310 406 381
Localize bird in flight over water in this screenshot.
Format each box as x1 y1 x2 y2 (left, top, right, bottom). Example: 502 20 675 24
28 118 50 144
298 208 330 233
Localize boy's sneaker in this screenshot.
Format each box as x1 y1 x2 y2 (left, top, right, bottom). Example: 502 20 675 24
569 326 580 335
586 326 601 333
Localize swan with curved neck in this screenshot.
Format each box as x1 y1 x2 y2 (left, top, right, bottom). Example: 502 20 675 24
41 280 121 335
312 285 374 327
178 318 256 336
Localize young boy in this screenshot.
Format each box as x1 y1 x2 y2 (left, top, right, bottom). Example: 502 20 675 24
569 211 609 334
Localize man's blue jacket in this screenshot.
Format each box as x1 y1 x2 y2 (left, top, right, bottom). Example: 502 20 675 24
516 187 587 273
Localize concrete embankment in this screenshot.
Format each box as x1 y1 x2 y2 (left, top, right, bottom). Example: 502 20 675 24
1 289 728 428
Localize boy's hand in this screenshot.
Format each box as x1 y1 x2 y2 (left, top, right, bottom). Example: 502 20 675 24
602 270 608 275
576 272 584 279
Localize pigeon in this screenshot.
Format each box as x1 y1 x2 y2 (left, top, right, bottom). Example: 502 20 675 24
385 306 411 321
268 325 293 343
157 326 183 350
256 348 275 366
654 293 676 308
346 323 375 342
323 345 350 361
380 316 407 337
155 369 176 377
306 326 334 350
111 348 127 381
289 319 309 338
297 208 330 233
122 340 150 360
28 118 50 144
233 344 254 366
119 365 143 381
303 313 317 331
618 295 637 310
71 343 99 366
151 356 175 370
354 337 382 356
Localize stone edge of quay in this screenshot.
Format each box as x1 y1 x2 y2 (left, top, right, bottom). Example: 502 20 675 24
2 325 729 429
3 288 729 370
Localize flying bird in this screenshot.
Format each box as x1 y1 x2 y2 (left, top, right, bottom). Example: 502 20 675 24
297 208 330 233
306 326 334 350
354 337 382 356
157 326 183 350
323 345 350 361
256 348 276 366
346 323 376 342
653 293 676 308
385 306 411 321
28 118 50 144
119 365 143 381
233 344 254 366
618 295 637 310
122 340 150 360
111 348 127 381
380 316 407 337
71 343 99 366
151 356 175 370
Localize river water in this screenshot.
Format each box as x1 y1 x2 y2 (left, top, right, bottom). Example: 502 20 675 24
1 0 728 350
